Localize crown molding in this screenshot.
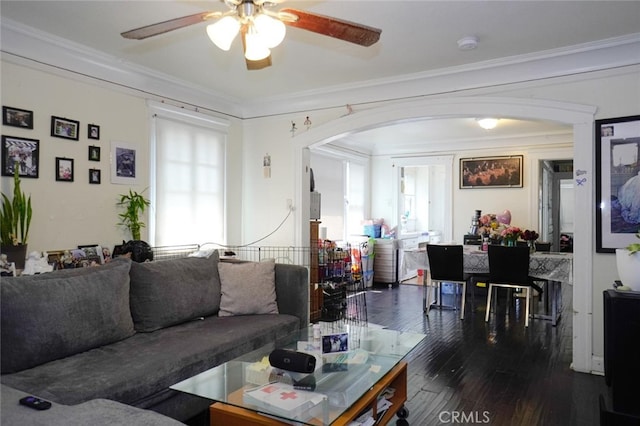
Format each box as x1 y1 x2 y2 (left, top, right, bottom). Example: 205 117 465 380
242 33 640 118
0 18 245 119
2 17 639 120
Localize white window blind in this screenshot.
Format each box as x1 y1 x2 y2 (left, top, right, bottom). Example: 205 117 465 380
152 109 227 247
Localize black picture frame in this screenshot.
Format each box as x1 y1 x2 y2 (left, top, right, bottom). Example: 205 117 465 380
51 116 79 140
88 124 100 140
3 106 33 129
55 157 74 182
88 145 100 161
460 155 523 188
89 168 101 184
595 115 640 253
1 135 39 178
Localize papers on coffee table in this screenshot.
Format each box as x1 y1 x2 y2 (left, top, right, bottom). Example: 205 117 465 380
244 382 325 421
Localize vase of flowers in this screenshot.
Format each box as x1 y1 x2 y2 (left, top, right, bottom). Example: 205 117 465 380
522 229 540 253
501 226 522 247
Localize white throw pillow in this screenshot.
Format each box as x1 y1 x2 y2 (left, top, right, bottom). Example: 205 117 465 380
218 260 278 316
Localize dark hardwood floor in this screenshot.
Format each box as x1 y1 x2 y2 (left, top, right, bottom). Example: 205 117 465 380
366 282 609 426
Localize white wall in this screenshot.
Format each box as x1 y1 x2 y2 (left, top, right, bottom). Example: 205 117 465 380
0 60 244 251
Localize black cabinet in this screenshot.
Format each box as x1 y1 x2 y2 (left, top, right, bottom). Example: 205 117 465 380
603 289 640 418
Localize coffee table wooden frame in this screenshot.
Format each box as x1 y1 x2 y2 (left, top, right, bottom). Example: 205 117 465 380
209 361 408 426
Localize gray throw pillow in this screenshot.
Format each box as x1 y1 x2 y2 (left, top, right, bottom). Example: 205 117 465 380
129 252 221 332
218 259 278 316
1 258 134 374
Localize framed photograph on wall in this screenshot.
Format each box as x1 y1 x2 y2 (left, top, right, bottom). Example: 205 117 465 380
56 157 74 182
3 106 33 129
110 141 138 185
595 115 640 253
88 124 100 140
51 116 79 140
88 145 100 161
1 135 39 178
460 155 523 188
89 168 101 184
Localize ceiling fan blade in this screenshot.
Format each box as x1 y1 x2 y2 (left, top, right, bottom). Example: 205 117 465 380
280 8 381 47
241 31 272 70
121 12 220 40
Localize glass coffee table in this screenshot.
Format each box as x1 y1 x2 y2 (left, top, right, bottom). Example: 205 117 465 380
171 323 425 425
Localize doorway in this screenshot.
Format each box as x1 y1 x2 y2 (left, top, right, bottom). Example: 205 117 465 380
540 160 574 252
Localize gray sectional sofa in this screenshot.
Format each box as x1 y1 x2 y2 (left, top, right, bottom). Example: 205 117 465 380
1 252 309 424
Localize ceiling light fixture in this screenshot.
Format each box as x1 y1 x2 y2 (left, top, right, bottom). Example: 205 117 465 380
206 2 287 61
477 118 499 130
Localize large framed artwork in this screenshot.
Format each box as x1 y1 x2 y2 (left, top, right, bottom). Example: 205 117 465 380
460 155 523 188
596 115 640 253
1 135 39 178
110 141 138 185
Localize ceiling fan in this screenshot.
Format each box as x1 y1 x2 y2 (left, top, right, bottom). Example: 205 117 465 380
121 0 381 70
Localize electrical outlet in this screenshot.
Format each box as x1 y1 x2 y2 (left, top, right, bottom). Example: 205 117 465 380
287 199 294 210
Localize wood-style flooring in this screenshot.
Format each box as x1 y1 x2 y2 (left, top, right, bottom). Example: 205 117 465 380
366 282 609 426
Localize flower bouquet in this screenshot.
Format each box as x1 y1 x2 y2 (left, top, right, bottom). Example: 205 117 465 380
501 226 522 246
521 229 539 252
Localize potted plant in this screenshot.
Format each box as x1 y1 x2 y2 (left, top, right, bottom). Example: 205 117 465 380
615 231 640 291
0 164 32 269
117 189 154 263
117 188 150 241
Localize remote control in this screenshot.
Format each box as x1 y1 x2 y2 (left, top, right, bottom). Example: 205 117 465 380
19 396 52 410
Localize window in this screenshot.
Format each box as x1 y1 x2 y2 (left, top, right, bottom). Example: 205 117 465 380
150 103 228 247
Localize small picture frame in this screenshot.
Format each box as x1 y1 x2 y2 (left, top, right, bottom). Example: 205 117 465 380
56 157 74 182
51 116 79 140
88 124 100 140
1 135 39 178
88 145 101 161
89 168 101 184
321 332 349 354
3 106 33 129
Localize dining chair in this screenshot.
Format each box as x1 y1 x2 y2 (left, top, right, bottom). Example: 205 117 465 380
485 245 542 327
425 244 469 320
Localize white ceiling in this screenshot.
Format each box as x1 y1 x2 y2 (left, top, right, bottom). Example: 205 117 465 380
2 0 639 153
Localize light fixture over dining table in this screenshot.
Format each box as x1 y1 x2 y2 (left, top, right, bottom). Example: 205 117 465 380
477 118 500 130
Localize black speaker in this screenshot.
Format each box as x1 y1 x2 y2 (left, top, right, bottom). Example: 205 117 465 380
269 349 316 374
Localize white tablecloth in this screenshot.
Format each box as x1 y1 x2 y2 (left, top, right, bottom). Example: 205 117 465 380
402 246 573 284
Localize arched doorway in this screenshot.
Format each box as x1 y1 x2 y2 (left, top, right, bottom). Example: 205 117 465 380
293 96 596 372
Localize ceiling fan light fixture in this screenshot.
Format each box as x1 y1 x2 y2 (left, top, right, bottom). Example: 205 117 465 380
477 118 499 130
207 16 240 51
244 29 271 61
253 13 286 48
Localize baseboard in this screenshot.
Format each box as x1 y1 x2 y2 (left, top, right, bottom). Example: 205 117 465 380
591 356 605 375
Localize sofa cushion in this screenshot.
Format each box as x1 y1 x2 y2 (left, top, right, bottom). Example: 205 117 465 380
0 314 300 409
218 259 278 316
129 252 221 332
0 258 134 374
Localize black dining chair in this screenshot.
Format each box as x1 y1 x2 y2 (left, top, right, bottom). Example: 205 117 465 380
426 244 469 320
485 245 543 327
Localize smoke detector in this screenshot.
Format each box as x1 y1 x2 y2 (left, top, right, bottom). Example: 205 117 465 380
457 36 478 51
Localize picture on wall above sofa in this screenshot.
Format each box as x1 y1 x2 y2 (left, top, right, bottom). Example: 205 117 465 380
51 116 79 141
1 135 39 178
2 106 33 129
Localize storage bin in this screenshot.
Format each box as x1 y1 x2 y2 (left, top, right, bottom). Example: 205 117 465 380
363 224 381 238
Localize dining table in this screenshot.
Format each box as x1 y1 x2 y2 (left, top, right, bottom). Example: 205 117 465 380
402 245 573 326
